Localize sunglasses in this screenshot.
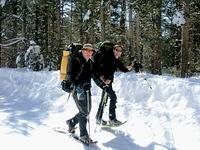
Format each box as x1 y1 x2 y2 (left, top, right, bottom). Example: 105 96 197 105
114 48 122 53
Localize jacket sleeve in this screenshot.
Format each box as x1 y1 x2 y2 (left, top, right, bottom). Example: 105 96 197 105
117 60 129 72
92 74 106 89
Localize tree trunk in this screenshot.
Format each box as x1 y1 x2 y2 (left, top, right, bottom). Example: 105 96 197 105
44 0 49 57
10 0 18 68
151 0 162 75
21 0 26 38
120 0 126 37
90 2 96 44
70 1 73 43
108 0 112 39
135 12 141 61
35 3 39 44
56 0 61 49
100 0 106 42
180 0 190 77
0 6 2 67
80 2 84 43
128 3 134 58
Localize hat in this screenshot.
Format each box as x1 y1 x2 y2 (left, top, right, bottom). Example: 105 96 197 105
82 43 94 51
113 44 123 50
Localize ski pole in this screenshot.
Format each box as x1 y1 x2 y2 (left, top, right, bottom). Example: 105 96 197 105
95 90 105 131
99 92 108 131
144 78 152 89
104 91 108 106
95 90 108 132
96 90 105 123
86 90 91 145
67 93 71 102
64 86 75 107
99 91 108 124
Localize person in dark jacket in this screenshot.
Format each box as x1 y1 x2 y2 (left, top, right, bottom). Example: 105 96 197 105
66 43 95 144
133 60 143 73
93 44 132 126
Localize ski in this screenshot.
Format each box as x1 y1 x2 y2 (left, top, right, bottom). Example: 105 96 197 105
53 127 98 146
101 120 127 128
70 134 98 146
53 126 76 134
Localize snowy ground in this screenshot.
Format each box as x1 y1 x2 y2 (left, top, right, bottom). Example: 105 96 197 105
0 68 200 150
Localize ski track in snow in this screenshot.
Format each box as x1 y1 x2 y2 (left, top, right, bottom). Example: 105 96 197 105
0 68 200 150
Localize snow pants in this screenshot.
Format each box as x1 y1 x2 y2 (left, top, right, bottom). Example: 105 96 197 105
69 86 91 137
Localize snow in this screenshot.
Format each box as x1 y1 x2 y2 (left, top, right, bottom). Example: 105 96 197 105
0 0 6 7
83 10 91 21
172 10 185 26
0 68 200 150
0 37 25 47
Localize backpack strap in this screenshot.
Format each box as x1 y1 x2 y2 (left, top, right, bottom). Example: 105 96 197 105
68 52 85 85
75 57 84 80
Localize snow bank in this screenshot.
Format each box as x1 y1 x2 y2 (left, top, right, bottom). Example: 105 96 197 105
0 68 200 150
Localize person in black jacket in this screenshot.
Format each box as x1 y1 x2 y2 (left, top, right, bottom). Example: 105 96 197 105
93 43 132 126
66 43 95 144
131 58 143 73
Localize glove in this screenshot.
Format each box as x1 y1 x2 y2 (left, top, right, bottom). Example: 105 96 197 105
61 80 73 93
103 85 112 93
83 83 91 91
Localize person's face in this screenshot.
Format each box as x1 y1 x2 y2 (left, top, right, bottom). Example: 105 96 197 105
113 46 122 59
82 49 94 61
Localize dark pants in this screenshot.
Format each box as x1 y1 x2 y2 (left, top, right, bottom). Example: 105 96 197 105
105 85 117 120
96 90 108 122
93 75 117 120
68 86 91 137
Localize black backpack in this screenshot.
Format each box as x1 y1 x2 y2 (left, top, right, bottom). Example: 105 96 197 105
93 41 115 75
98 41 115 53
60 43 83 92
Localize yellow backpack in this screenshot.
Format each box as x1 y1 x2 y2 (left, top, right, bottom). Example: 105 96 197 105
60 43 83 92
60 50 70 80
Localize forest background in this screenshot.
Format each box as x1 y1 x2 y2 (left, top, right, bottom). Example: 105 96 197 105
0 0 200 77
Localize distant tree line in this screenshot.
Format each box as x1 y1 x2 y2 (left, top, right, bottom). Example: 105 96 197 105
0 0 199 77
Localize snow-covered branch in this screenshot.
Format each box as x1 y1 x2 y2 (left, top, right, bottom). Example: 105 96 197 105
0 0 6 7
0 37 26 47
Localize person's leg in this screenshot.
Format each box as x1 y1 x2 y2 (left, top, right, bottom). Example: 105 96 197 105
74 87 91 137
106 86 123 125
66 92 79 132
95 90 107 123
106 85 117 120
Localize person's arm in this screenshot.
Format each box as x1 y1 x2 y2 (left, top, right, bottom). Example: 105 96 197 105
100 75 112 85
92 74 107 89
117 60 131 72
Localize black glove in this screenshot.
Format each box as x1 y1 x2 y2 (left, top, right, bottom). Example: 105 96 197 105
61 80 73 93
92 74 106 89
103 85 112 93
83 83 91 91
